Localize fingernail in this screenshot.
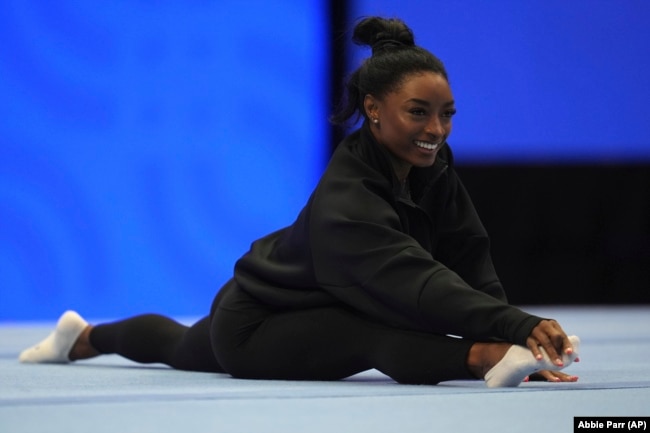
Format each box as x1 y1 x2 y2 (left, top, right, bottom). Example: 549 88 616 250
523 376 529 382
565 348 573 354
575 357 580 362
555 358 564 366
536 354 543 360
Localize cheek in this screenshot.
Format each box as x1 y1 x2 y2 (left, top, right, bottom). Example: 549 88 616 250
390 116 415 137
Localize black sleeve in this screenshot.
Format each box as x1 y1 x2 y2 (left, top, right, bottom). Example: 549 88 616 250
309 170 541 346
434 169 508 303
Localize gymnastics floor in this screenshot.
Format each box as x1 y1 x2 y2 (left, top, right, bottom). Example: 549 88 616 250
1 305 649 433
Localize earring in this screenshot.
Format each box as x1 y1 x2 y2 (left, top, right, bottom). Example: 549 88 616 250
372 118 379 124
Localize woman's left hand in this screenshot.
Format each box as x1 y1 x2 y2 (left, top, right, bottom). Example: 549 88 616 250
525 370 579 383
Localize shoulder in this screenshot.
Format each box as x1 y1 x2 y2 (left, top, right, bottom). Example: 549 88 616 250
310 131 401 225
326 126 396 185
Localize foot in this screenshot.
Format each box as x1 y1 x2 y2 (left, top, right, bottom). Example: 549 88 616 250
19 311 98 363
481 335 580 388
467 341 511 380
68 324 100 361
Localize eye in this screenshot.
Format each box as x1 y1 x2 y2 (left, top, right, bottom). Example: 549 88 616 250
409 108 427 116
442 108 457 118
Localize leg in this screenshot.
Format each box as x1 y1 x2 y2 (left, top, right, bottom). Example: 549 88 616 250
90 314 224 372
20 311 224 373
211 287 580 386
211 288 474 384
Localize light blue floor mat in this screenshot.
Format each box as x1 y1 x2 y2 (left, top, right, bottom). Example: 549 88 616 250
1 306 649 433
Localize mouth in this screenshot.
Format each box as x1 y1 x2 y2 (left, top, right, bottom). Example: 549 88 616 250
414 140 443 151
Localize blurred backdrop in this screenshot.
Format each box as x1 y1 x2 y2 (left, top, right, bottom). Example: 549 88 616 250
1 0 649 320
0 0 328 320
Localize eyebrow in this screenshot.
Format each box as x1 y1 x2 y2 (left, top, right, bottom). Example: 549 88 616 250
407 98 456 107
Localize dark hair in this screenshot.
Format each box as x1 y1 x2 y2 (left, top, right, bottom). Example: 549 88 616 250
330 17 449 126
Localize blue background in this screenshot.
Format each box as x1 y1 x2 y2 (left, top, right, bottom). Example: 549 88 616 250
0 1 327 320
1 1 649 320
350 0 650 163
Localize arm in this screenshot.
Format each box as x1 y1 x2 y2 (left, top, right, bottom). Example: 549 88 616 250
309 172 541 345
434 169 507 302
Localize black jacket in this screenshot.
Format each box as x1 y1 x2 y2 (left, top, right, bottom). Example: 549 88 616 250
234 124 541 345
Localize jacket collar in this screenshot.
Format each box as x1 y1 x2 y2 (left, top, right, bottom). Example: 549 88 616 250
357 121 451 202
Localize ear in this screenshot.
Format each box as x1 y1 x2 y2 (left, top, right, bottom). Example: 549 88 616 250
363 94 380 121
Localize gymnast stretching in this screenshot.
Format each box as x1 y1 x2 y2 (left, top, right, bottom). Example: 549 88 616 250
20 16 580 387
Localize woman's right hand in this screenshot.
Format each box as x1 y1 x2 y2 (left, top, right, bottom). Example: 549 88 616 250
526 319 576 366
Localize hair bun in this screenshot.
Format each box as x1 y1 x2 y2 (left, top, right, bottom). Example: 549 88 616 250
352 17 415 54
330 16 448 126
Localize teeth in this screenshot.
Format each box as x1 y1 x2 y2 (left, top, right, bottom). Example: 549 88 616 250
415 140 440 150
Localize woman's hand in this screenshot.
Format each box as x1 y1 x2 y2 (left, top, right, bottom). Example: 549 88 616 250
526 370 579 383
526 319 577 367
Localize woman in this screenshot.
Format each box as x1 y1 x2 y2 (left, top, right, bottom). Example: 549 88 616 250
20 17 579 387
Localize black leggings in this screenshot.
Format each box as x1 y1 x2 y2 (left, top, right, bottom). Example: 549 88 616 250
90 282 476 384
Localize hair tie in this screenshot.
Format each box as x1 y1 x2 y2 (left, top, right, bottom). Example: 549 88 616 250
371 39 404 55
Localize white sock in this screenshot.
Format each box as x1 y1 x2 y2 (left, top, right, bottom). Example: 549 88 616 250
484 335 580 388
19 311 89 364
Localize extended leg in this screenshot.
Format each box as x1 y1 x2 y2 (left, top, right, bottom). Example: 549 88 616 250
90 314 224 372
19 311 224 373
211 289 474 384
211 287 580 386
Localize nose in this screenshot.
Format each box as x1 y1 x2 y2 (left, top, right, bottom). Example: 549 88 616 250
425 117 446 139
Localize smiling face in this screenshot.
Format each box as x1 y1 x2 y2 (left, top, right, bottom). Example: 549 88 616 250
364 72 456 181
